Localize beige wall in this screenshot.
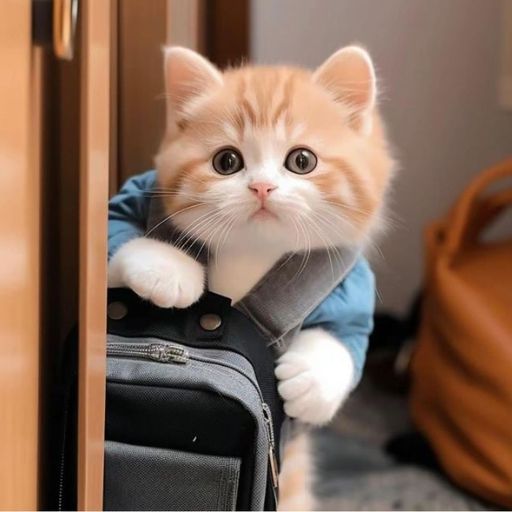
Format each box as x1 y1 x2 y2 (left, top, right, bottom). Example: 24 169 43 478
251 0 512 314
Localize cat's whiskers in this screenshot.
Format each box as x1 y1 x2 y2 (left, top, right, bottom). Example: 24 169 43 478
174 208 226 251
319 205 363 232
172 205 229 251
285 212 302 251
313 212 344 265
320 198 373 216
205 210 239 264
143 191 206 200
198 215 225 261
182 205 239 260
309 212 347 271
213 211 239 267
285 215 305 281
291 215 312 282
145 202 208 237
307 214 338 279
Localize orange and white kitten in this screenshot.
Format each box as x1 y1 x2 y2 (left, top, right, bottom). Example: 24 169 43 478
109 46 393 509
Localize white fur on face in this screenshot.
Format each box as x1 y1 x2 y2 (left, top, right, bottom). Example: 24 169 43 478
170 122 362 260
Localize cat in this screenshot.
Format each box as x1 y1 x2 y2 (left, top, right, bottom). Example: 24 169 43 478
108 45 393 510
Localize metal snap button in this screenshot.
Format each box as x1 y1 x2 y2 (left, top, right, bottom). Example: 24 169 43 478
199 313 222 331
107 301 128 320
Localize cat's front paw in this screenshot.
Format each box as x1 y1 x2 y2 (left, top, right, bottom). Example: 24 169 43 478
108 237 205 308
275 328 354 425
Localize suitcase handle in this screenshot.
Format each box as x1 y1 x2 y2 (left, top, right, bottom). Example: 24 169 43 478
445 158 512 259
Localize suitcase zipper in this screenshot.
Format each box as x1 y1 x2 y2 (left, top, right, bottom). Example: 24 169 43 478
57 392 71 511
107 342 188 363
107 340 280 492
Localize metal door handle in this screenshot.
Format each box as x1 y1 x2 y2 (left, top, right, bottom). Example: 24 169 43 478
53 0 78 60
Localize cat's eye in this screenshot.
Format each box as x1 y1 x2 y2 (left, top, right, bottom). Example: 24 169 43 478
284 148 317 175
212 148 244 175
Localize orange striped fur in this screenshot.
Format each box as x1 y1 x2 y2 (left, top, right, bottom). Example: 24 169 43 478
154 46 395 509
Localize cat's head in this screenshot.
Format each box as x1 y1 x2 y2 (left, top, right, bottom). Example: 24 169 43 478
155 46 394 253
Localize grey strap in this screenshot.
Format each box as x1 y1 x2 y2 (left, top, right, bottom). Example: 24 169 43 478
236 248 358 352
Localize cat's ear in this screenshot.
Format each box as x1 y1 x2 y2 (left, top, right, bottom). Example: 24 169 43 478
313 46 376 133
164 46 223 127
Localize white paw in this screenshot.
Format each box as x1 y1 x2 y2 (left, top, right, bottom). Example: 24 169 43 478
108 237 205 308
275 328 354 425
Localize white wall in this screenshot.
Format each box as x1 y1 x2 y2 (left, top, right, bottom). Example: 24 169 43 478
251 0 512 314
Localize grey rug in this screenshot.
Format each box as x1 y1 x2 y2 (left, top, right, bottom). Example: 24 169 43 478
313 359 493 511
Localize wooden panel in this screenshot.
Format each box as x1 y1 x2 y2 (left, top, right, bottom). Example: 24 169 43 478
167 0 250 69
0 0 42 508
109 0 119 194
167 0 204 51
117 0 167 185
55 37 81 344
205 0 249 68
77 0 111 508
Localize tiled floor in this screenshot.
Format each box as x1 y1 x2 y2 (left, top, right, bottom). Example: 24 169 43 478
313 356 492 511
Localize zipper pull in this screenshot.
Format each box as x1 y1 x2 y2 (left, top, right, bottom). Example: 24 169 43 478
262 403 279 491
268 445 279 491
148 343 188 364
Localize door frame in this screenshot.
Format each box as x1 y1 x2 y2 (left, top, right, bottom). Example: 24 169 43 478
77 0 111 508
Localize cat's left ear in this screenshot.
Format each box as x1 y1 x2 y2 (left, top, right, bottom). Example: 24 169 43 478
313 46 376 134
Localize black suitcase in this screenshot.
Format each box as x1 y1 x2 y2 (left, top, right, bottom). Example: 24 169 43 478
52 289 284 511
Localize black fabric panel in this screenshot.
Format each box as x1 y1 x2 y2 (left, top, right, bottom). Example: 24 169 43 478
104 441 241 511
106 383 255 457
106 382 256 511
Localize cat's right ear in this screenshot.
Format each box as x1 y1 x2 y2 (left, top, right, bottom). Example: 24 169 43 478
164 46 223 129
313 46 376 134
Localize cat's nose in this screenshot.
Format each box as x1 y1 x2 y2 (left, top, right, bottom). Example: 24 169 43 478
248 182 277 201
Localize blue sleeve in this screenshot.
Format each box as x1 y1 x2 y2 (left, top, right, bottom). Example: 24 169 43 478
302 257 375 388
108 170 157 260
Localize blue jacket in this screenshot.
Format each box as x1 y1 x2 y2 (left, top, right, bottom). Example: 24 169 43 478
108 170 374 385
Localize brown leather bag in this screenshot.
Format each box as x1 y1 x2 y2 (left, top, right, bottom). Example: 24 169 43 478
410 158 512 508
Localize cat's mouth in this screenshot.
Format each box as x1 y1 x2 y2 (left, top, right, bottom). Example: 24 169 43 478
250 205 279 221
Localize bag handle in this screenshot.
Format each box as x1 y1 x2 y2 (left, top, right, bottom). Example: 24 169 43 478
445 158 512 259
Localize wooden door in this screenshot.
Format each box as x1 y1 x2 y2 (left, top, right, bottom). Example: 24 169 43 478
0 1 43 509
0 0 111 508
